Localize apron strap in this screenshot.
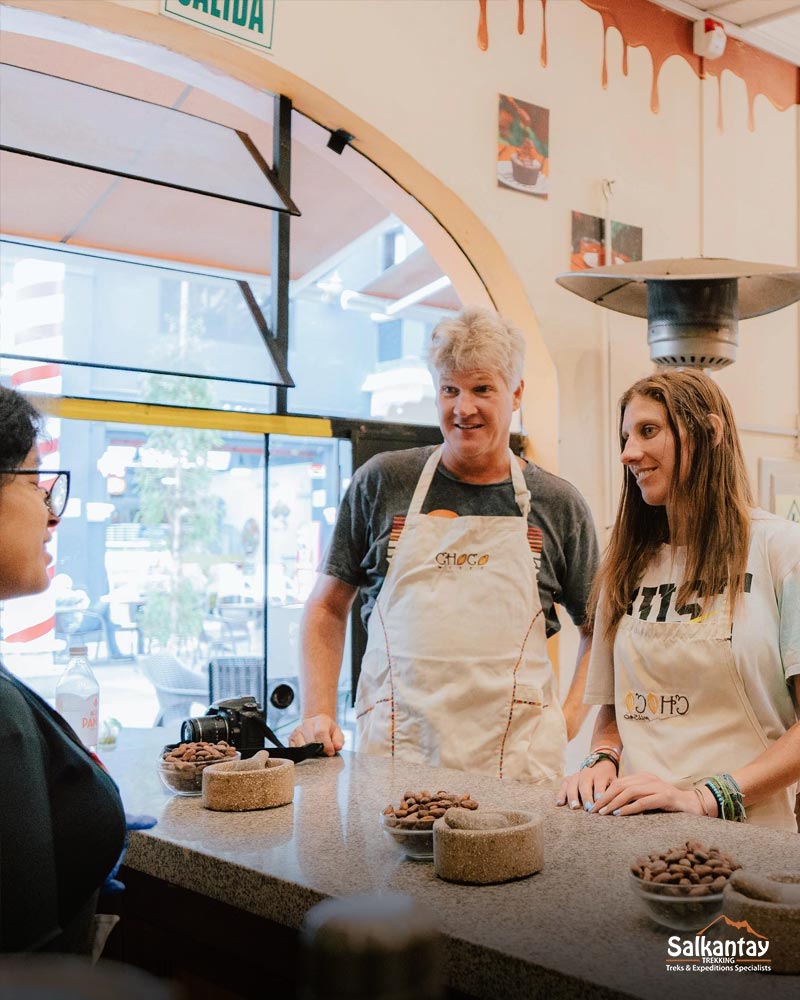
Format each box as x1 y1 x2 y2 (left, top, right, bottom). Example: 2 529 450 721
509 450 531 518
407 446 443 516
407 446 531 518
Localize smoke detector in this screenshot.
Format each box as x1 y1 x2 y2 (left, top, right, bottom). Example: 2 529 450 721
693 18 726 61
556 258 800 368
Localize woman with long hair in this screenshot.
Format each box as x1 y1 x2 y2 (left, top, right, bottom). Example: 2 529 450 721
0 385 126 952
557 369 800 830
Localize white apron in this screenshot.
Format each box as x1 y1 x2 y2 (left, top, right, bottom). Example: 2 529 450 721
355 446 566 782
615 602 797 831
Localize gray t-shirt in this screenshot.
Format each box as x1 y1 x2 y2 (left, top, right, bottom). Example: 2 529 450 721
322 446 599 637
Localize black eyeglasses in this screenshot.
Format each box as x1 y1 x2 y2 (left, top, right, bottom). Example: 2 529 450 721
0 469 71 517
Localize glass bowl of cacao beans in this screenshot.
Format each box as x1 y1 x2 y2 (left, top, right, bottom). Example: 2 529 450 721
629 840 740 930
382 789 480 861
382 817 435 860
158 741 240 796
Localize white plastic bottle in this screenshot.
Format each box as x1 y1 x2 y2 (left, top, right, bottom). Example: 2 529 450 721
55 645 100 752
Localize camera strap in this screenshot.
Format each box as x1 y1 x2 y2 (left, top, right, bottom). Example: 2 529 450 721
253 716 325 762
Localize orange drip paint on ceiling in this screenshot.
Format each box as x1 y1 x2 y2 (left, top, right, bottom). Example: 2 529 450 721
704 35 799 132
582 0 699 115
476 0 799 131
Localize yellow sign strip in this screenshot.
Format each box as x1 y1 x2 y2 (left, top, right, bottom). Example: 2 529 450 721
31 395 333 438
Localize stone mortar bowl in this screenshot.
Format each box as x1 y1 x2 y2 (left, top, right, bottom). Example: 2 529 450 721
201 750 295 811
433 808 543 885
723 871 800 974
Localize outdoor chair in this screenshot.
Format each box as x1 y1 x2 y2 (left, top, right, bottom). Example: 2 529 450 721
214 595 262 652
201 615 238 659
54 609 106 660
55 603 135 660
208 656 300 734
139 653 209 728
208 655 265 708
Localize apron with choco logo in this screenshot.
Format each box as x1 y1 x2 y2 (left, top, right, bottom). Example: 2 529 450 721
355 446 566 782
615 600 797 831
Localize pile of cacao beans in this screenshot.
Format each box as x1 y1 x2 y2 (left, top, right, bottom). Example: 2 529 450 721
383 789 479 831
630 840 741 897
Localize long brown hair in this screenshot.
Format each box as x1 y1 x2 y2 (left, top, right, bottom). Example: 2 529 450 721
593 369 752 640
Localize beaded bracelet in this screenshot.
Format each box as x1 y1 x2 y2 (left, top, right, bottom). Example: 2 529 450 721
702 774 747 822
704 778 725 817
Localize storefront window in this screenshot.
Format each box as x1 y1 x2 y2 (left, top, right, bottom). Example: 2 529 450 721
0 415 359 741
0 226 458 424
0 418 264 726
287 217 456 425
0 240 280 408
266 434 354 742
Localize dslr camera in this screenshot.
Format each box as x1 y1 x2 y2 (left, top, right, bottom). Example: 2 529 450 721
182 696 267 756
181 696 326 761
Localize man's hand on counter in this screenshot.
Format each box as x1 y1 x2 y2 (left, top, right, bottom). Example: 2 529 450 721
288 714 344 756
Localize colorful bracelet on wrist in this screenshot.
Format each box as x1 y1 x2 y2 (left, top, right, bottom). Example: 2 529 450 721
580 750 620 772
592 745 621 769
700 774 746 822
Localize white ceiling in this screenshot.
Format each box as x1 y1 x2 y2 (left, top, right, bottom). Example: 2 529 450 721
651 0 800 65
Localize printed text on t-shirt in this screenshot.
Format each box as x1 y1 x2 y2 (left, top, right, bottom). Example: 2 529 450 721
627 574 753 622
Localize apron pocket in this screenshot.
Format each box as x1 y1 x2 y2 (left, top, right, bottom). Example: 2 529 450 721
512 684 546 715
501 685 566 783
356 695 394 756
354 653 394 756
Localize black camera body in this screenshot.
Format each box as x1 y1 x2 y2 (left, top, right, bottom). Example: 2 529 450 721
181 694 326 761
181 696 267 756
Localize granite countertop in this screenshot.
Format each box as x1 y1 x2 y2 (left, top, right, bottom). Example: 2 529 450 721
102 729 800 1000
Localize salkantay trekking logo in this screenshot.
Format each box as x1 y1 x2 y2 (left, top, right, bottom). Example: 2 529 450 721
666 915 771 973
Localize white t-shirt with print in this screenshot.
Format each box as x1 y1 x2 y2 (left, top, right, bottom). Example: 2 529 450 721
585 509 800 743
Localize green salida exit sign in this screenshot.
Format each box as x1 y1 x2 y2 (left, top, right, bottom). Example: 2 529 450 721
162 0 275 51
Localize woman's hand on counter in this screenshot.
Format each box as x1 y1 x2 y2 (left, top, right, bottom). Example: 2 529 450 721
288 714 344 756
555 759 617 811
589 772 704 817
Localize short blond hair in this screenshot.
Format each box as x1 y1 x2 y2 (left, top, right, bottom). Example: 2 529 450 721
426 306 525 388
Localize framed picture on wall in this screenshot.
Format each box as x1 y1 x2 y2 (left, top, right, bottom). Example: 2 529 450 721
497 94 549 198
570 211 643 271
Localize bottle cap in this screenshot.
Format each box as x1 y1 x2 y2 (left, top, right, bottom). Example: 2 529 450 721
68 646 89 656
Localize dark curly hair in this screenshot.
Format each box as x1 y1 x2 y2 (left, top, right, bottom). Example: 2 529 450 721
0 385 42 478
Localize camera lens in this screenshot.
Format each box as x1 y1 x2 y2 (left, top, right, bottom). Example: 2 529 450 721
270 683 295 711
181 714 230 744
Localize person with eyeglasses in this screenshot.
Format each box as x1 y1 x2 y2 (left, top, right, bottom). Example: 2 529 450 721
0 385 126 953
